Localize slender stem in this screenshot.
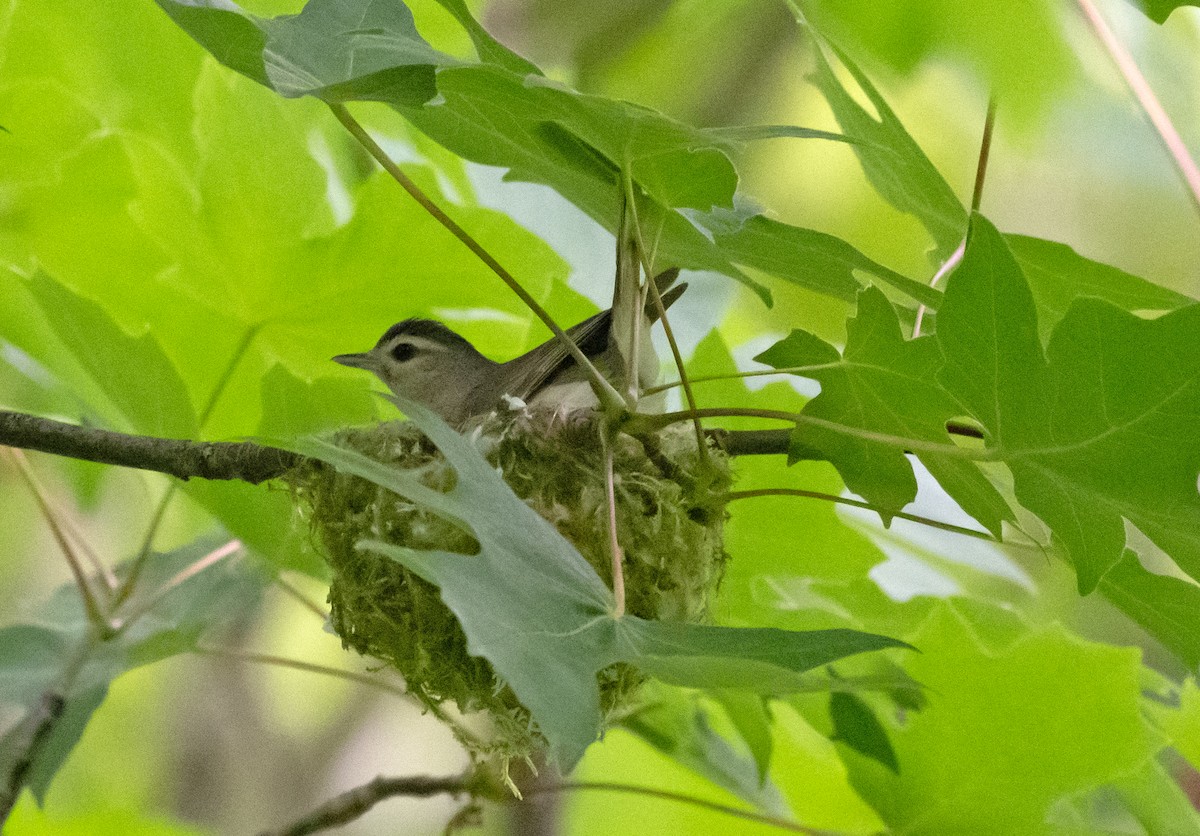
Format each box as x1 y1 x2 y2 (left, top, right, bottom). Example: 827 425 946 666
912 242 964 338
194 645 411 701
971 98 997 214
328 103 627 415
1076 0 1200 215
525 781 844 836
724 488 995 540
112 539 242 632
635 409 994 460
603 441 626 617
2 449 109 626
195 644 484 749
914 97 995 338
3 447 117 589
113 483 177 607
274 573 330 621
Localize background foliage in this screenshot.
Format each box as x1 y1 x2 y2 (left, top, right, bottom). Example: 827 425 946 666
2 0 1200 833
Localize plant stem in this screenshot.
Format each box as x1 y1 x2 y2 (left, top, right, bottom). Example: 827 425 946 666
914 97 995 337
724 487 995 540
2 449 109 626
621 169 708 459
636 409 996 460
1076 0 1200 215
603 441 626 617
112 539 242 632
525 781 845 835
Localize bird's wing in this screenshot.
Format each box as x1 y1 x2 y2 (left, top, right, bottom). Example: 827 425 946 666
498 310 613 402
496 271 688 403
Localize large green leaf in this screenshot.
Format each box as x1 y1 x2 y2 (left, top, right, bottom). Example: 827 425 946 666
938 214 1200 593
755 285 1011 534
292 394 908 767
0 270 196 439
842 605 1154 833
148 0 946 309
0 539 269 804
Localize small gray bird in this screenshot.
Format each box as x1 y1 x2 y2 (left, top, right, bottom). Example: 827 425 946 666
333 269 686 425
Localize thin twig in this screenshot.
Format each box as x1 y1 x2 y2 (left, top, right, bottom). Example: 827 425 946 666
914 97 995 337
971 98 997 214
2 447 117 589
635 409 995 460
116 323 264 605
603 441 626 617
525 781 846 835
112 539 242 631
114 483 177 608
194 645 412 700
2 448 109 626
195 645 486 749
260 769 490 836
328 103 627 415
1076 0 1200 215
274 573 330 621
724 487 995 540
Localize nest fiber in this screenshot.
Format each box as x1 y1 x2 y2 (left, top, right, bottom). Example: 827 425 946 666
289 411 730 759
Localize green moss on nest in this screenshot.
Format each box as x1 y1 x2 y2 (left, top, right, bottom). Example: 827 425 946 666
287 410 730 760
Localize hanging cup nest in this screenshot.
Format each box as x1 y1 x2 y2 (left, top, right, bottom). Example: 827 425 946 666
286 409 731 760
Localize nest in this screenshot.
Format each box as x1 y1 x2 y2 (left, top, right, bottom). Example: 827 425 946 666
287 410 731 761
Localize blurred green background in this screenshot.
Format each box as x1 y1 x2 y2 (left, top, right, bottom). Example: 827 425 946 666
2 0 1199 833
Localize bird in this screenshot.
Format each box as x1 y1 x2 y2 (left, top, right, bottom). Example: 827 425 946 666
332 269 686 426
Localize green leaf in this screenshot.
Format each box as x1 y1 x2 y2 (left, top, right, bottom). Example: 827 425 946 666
828 692 898 773
427 0 542 76
0 538 269 803
938 214 1200 593
802 0 1077 121
150 0 944 310
4 270 197 438
709 690 775 787
621 691 786 813
807 41 966 260
755 286 1011 535
843 605 1154 833
1099 551 1200 670
1131 0 1196 23
1007 234 1195 342
291 394 909 767
699 211 939 307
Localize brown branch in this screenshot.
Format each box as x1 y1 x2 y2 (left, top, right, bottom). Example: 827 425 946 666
260 769 495 836
0 410 300 483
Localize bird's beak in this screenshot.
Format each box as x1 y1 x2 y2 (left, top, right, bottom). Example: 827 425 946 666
332 352 375 370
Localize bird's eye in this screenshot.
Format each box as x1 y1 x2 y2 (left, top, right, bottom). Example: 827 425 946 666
390 342 417 363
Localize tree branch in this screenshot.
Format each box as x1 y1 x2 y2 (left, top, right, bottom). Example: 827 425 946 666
260 769 495 836
0 410 300 483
